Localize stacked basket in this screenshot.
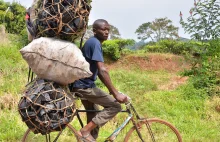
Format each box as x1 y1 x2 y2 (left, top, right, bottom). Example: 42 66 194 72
31 0 92 41
18 0 92 135
18 79 75 134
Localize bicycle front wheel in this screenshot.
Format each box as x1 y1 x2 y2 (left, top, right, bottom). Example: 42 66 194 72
22 124 80 142
124 118 182 142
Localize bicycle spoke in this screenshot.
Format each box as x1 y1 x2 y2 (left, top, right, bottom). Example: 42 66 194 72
22 124 80 142
124 118 182 142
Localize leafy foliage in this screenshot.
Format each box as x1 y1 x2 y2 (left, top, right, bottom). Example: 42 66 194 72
143 39 205 55
183 39 220 96
136 17 179 41
180 0 220 40
102 40 120 60
180 0 220 96
0 1 28 46
102 39 135 60
0 1 26 34
108 24 121 39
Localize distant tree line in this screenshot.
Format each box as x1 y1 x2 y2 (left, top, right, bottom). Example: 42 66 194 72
135 17 179 42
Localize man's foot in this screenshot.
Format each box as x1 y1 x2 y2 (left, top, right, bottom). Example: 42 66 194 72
76 131 96 142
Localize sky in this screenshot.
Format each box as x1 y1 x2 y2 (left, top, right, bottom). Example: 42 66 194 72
4 0 194 41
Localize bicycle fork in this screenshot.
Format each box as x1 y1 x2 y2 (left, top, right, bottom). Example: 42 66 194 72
129 104 156 142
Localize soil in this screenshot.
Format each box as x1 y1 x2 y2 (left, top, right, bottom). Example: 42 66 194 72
106 53 191 90
0 93 17 110
0 25 8 44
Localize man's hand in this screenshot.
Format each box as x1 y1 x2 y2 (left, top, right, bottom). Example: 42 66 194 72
114 92 128 103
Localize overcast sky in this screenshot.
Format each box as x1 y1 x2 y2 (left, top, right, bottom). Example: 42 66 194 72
4 0 194 41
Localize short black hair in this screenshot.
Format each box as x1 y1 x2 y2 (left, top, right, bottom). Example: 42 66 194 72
93 19 109 30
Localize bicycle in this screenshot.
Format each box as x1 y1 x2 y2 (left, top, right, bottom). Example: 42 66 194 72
22 94 182 142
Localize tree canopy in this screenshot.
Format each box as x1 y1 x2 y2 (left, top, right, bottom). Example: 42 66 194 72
0 0 26 34
135 17 179 41
108 24 121 39
180 0 220 41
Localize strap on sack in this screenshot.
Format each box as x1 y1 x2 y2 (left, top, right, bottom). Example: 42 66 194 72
28 67 34 83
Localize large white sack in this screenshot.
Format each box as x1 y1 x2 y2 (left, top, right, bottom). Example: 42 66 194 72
20 37 92 85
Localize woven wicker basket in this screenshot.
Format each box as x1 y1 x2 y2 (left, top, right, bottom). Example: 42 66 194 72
18 79 75 135
32 0 91 41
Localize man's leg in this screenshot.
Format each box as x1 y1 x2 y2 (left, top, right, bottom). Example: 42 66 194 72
72 87 121 140
81 100 100 139
82 88 122 127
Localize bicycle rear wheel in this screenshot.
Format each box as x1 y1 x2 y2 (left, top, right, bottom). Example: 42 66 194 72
124 118 182 142
22 124 80 142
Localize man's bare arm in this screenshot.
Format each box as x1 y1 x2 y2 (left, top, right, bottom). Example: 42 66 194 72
97 62 127 103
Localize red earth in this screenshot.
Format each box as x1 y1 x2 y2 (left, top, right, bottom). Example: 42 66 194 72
106 53 191 90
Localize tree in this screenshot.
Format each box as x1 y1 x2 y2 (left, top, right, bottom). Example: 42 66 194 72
180 0 220 41
83 25 93 40
114 39 135 52
109 24 121 39
83 24 121 40
0 1 26 34
135 17 179 41
180 0 220 96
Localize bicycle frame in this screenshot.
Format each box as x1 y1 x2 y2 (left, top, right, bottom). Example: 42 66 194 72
75 102 149 142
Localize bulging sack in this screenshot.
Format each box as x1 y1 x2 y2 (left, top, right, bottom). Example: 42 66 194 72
18 79 75 135
20 37 92 85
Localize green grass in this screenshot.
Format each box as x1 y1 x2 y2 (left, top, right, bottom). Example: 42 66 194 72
96 69 158 95
0 41 219 142
0 44 27 95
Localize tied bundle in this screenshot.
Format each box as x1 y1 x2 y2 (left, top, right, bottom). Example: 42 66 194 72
18 79 75 135
32 0 91 41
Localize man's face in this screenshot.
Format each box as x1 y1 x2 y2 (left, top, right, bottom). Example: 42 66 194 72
94 22 110 41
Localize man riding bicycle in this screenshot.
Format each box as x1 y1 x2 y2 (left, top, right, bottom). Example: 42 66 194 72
69 19 128 142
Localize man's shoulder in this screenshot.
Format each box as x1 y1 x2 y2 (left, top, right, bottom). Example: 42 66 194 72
85 37 100 45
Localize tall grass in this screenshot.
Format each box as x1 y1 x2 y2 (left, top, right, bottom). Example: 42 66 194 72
0 42 219 142
0 44 27 95
0 43 28 141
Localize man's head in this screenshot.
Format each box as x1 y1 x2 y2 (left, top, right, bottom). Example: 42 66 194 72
93 19 110 42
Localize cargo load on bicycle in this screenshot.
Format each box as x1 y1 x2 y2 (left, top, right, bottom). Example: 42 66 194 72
18 79 75 135
18 0 92 135
27 0 91 42
20 37 92 85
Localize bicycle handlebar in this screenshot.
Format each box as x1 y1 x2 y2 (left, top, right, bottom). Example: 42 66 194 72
119 92 132 104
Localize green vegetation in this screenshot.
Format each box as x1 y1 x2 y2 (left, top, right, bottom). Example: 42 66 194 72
142 39 204 54
0 42 27 95
0 38 219 141
180 0 220 40
180 0 220 97
0 0 26 34
102 39 135 60
0 1 219 141
135 17 179 41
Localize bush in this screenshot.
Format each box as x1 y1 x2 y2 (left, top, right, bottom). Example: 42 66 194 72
121 48 135 55
102 40 120 60
183 39 220 96
102 39 135 61
143 39 209 55
143 44 165 53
